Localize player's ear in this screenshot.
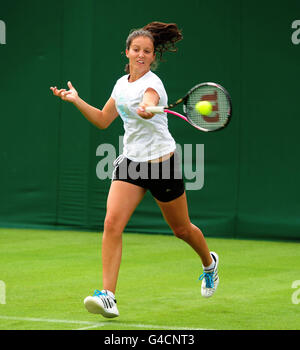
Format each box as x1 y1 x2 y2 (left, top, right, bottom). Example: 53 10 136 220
152 52 156 63
125 49 129 58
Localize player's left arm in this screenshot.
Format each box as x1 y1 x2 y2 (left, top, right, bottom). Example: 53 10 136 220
137 88 160 119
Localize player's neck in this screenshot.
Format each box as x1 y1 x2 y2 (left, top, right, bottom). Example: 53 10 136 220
128 69 150 83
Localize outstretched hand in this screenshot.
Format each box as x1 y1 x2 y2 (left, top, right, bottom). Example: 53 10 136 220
50 81 78 103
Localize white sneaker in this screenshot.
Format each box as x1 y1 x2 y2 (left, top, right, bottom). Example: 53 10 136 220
84 289 119 318
199 252 219 298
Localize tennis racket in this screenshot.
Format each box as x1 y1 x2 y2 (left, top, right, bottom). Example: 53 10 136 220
145 82 232 132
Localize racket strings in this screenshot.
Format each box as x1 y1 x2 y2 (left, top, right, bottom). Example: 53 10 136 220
184 86 230 131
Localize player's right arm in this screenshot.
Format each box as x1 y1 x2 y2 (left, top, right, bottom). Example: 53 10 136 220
50 81 118 129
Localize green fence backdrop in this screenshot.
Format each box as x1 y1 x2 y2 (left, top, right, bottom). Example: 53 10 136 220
1 0 300 240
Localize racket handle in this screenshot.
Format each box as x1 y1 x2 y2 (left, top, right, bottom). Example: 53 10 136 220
145 106 165 113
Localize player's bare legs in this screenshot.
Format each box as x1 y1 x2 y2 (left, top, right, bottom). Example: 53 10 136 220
102 181 146 294
155 191 219 297
155 191 212 266
84 181 146 318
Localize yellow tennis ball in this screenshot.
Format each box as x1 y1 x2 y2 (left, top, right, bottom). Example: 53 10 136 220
195 101 213 116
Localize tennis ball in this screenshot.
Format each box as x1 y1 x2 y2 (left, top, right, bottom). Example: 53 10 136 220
195 101 213 116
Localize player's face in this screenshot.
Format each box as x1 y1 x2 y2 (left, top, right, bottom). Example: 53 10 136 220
126 36 156 73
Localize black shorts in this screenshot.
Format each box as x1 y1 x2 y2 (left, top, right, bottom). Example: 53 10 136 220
112 153 185 202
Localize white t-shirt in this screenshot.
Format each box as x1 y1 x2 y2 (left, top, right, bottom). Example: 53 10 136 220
111 71 176 162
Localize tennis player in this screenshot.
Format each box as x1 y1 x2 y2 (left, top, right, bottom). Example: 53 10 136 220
50 21 219 319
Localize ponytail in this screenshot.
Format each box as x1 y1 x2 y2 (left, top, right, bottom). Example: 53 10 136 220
143 22 183 60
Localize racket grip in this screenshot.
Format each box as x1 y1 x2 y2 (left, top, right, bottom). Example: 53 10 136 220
145 106 165 113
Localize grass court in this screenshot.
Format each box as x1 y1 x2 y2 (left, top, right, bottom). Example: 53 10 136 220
0 228 299 330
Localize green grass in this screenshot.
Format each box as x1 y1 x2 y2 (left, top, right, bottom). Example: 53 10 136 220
0 228 299 330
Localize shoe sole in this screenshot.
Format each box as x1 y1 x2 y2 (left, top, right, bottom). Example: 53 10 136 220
84 296 119 318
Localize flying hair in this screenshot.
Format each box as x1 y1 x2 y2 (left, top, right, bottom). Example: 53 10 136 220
124 21 183 73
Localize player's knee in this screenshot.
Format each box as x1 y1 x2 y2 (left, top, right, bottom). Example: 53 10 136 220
172 225 190 240
103 216 123 237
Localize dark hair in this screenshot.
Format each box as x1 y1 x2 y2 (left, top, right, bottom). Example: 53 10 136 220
124 21 183 73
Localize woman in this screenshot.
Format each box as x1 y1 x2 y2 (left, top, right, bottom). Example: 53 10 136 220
50 22 219 319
